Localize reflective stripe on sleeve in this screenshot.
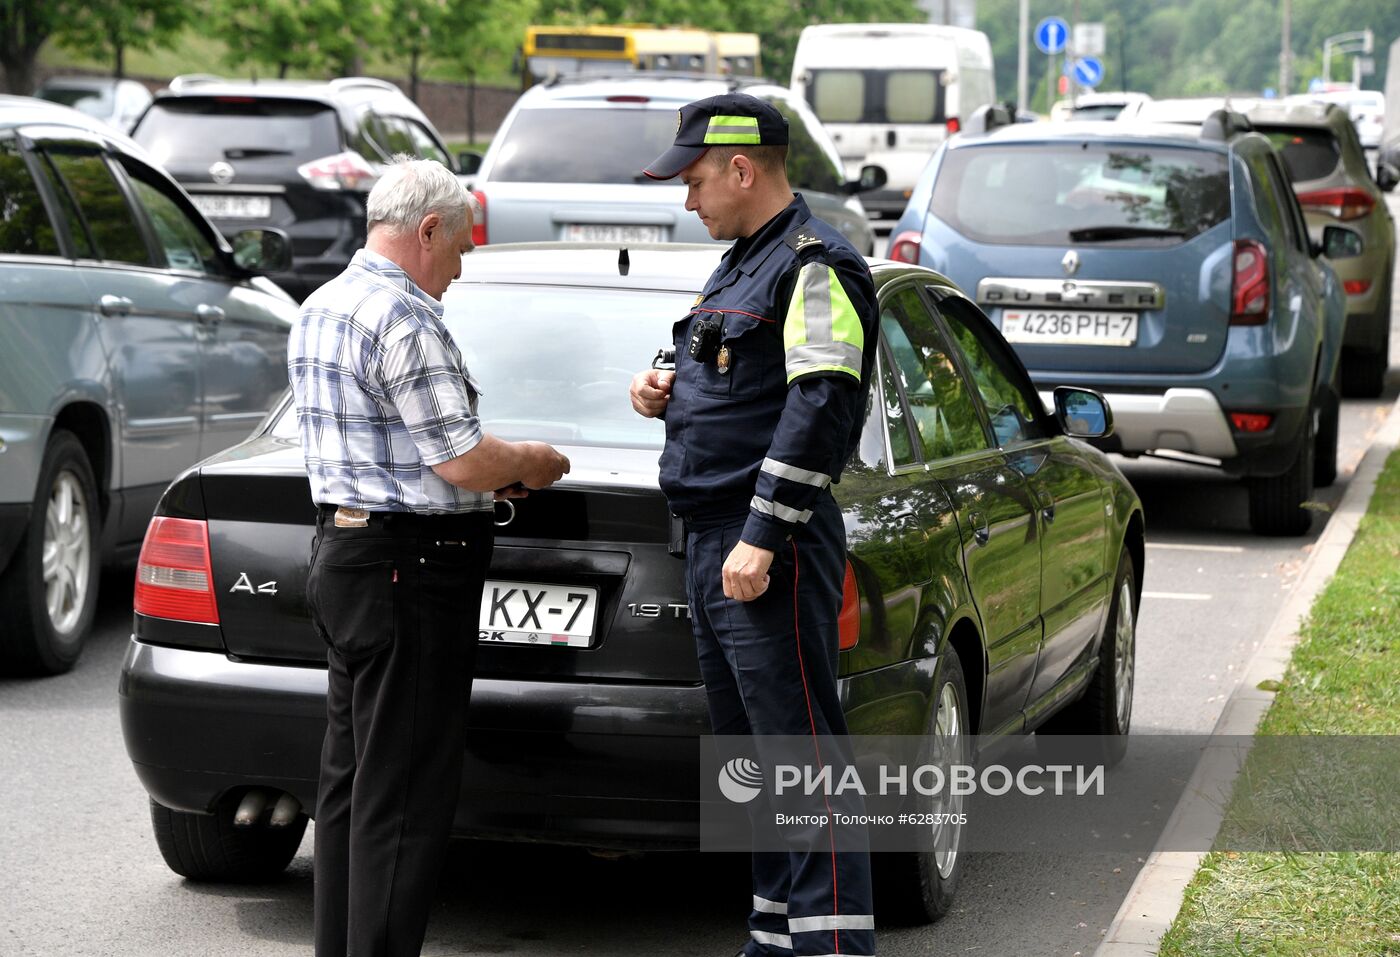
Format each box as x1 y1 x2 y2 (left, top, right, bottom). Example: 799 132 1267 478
761 457 832 488
784 262 864 383
753 895 789 915
788 914 877 933
750 495 813 525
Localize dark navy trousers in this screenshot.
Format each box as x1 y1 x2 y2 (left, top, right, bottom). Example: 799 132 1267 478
687 493 876 957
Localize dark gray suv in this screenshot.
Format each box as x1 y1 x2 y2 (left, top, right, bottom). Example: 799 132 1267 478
0 95 297 674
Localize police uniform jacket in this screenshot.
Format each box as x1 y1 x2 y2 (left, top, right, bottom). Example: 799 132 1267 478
659 194 879 550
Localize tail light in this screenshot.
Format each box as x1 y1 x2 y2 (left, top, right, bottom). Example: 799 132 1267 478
1343 279 1372 296
888 230 922 264
296 151 379 192
471 190 487 246
133 516 219 624
1296 187 1374 221
1230 239 1269 325
946 116 961 135
838 560 860 651
1230 412 1274 433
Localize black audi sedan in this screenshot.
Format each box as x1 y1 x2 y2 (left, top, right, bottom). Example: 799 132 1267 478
119 244 1144 924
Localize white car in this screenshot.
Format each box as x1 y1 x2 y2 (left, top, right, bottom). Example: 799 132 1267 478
1289 90 1385 151
467 76 881 254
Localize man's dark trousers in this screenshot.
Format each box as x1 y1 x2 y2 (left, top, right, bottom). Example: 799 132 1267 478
308 508 493 957
687 493 876 957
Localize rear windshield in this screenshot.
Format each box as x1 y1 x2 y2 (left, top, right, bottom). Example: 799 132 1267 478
1255 127 1340 183
1069 103 1126 121
133 98 340 165
272 283 687 450
490 108 676 184
37 87 113 115
808 69 946 125
931 143 1231 246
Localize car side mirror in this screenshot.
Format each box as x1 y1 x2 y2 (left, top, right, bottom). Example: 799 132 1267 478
230 227 293 274
1321 224 1363 260
844 164 887 195
1053 386 1113 439
1377 159 1399 193
457 151 484 176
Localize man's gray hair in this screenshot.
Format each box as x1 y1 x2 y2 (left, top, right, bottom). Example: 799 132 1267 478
366 155 475 235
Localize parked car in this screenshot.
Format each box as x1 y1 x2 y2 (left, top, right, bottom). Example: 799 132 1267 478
888 111 1345 535
33 76 154 133
131 75 463 302
1247 100 1395 397
466 75 881 254
1116 96 1261 124
1049 92 1151 123
119 242 1144 924
1291 89 1386 152
790 22 996 221
0 96 297 674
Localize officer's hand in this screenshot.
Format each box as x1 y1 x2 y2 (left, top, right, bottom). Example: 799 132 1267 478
630 369 675 418
722 541 774 603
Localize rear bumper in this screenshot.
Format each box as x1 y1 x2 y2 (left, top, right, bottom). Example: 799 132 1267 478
118 639 714 848
1037 387 1308 477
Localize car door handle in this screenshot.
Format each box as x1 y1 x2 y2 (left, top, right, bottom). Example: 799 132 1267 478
196 304 225 325
98 295 133 317
1034 487 1056 525
969 510 989 546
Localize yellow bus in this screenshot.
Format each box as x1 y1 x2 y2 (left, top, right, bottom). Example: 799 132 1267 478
521 25 761 88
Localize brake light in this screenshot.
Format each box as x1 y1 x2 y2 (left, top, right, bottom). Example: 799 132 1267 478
606 95 650 103
296 151 379 192
1230 412 1274 433
1230 239 1269 325
838 560 860 650
471 190 487 246
1343 279 1372 296
888 230 922 264
946 116 961 135
133 517 219 624
1296 187 1375 221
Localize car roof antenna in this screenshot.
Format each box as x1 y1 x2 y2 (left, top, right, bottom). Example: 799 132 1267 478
618 247 630 276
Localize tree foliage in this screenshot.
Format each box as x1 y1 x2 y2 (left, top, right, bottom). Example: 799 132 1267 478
208 0 382 78
54 0 189 79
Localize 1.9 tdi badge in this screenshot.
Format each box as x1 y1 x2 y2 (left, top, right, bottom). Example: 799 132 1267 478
716 344 732 375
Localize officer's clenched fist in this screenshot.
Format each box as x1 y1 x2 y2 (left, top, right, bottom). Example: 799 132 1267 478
630 369 675 418
722 541 774 602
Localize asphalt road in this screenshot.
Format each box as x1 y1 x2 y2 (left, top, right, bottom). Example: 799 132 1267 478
3 212 1397 957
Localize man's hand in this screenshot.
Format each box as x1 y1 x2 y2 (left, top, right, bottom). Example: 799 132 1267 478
630 369 675 418
494 482 530 501
723 540 774 602
519 442 570 490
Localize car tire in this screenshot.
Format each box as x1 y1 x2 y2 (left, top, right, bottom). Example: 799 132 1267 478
0 430 100 675
150 797 307 882
1248 406 1315 537
1313 387 1339 489
875 651 969 925
1034 548 1136 768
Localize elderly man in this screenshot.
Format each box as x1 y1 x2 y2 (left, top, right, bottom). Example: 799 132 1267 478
630 94 879 957
289 156 569 957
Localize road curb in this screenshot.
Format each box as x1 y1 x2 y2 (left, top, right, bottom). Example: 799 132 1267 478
1094 391 1400 957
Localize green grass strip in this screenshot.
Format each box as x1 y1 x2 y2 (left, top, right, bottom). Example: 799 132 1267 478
1160 447 1400 956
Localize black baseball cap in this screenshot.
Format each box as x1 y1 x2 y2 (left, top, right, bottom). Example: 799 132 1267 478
642 92 790 180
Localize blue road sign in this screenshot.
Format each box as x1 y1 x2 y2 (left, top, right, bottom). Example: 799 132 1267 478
1072 56 1104 88
1035 17 1069 55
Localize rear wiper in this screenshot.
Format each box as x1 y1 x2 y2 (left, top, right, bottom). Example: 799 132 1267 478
1068 225 1188 242
223 147 292 159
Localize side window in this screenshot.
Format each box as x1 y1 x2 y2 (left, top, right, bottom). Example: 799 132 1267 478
372 114 415 156
33 152 94 257
1247 153 1289 250
881 286 989 461
936 295 1048 447
764 98 842 195
876 350 917 468
122 161 220 274
404 120 449 166
0 139 61 256
1263 154 1304 254
43 150 151 266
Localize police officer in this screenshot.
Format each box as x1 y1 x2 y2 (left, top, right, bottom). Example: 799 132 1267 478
630 94 879 957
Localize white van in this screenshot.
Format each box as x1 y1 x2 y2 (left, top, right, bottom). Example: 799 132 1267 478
791 22 995 220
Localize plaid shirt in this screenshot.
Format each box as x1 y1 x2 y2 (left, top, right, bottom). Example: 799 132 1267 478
288 249 491 513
